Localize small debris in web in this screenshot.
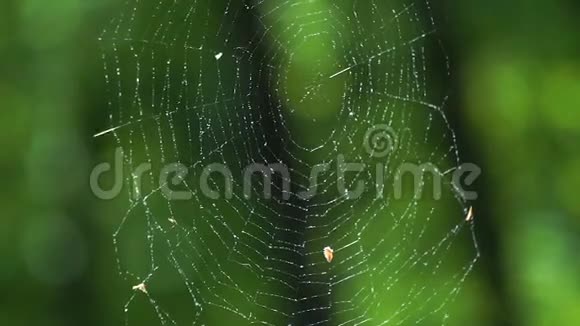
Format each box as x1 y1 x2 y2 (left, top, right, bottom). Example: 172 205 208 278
323 246 334 263
215 52 223 60
132 283 148 294
465 206 474 222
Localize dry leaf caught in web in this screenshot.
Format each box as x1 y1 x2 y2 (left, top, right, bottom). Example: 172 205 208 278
323 246 334 263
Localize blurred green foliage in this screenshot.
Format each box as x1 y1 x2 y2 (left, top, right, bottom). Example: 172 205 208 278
1 0 579 325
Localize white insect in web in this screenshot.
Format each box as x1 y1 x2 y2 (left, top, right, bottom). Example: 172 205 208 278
132 283 147 294
97 0 480 325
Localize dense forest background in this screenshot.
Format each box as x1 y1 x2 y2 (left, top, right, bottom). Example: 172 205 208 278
1 0 579 325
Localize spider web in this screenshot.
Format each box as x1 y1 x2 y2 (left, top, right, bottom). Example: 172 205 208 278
96 0 479 325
